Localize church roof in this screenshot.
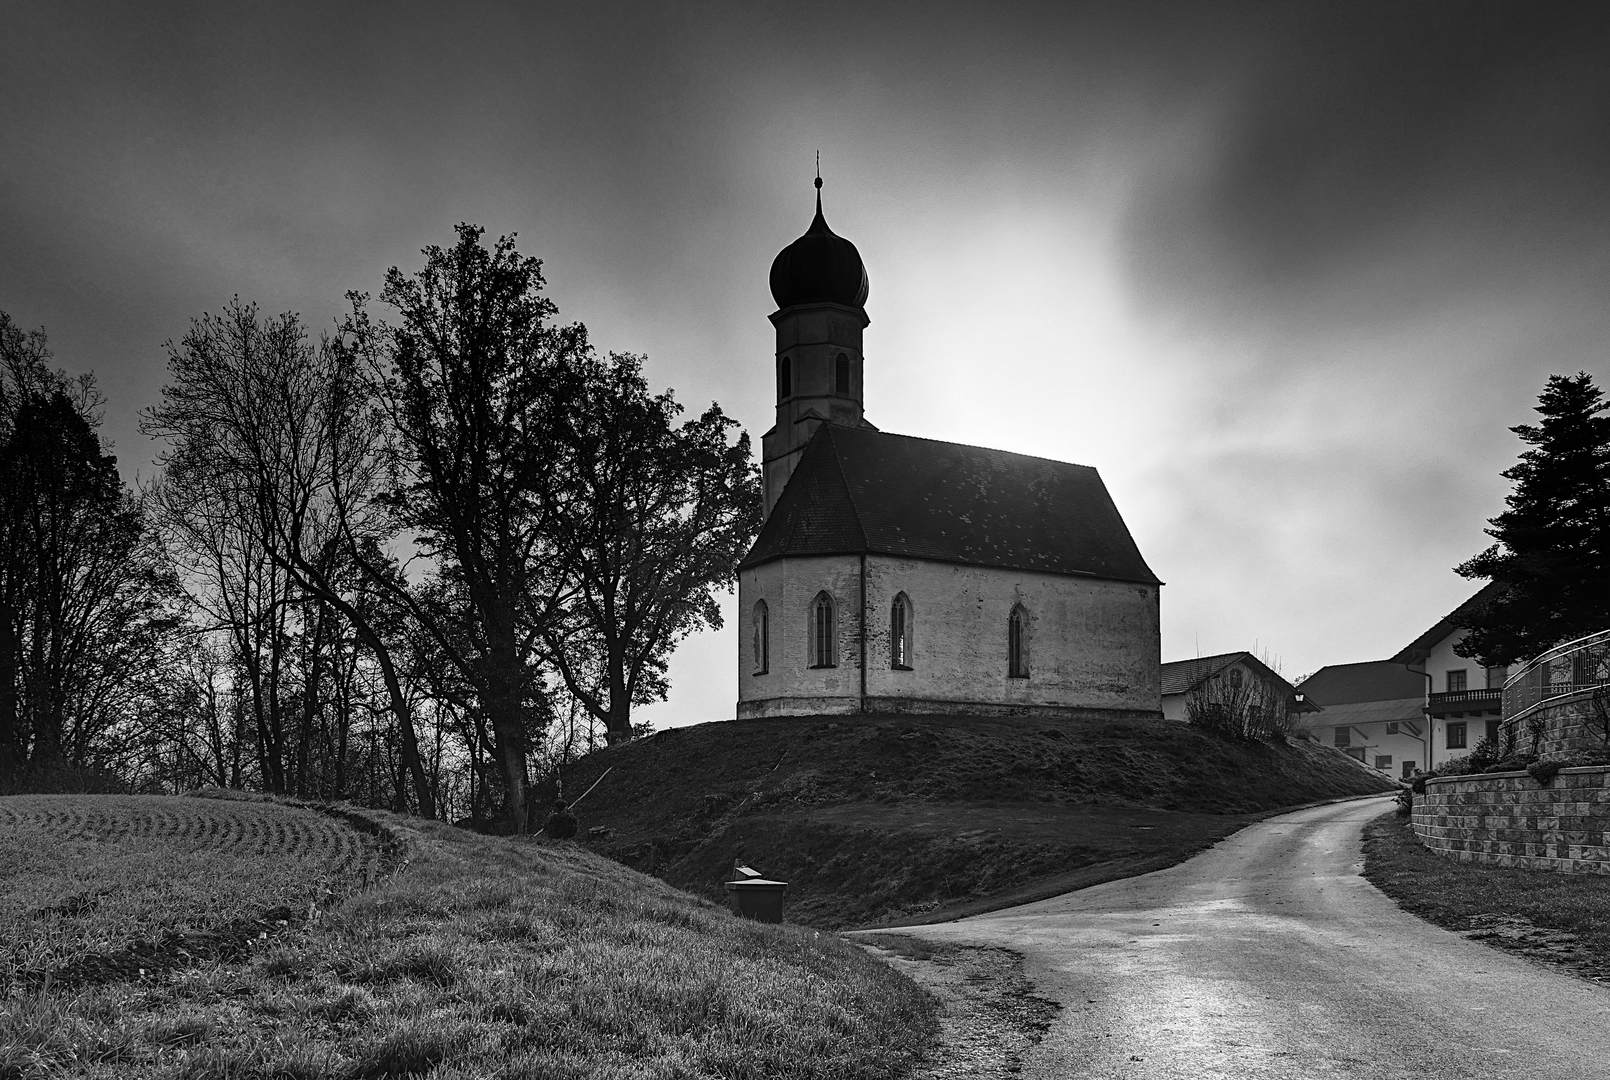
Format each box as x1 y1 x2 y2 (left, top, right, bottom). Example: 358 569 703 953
741 425 1160 584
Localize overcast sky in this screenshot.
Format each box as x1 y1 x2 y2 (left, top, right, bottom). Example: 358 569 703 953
6 2 1609 726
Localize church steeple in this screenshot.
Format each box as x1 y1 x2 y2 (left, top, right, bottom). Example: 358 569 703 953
761 176 873 519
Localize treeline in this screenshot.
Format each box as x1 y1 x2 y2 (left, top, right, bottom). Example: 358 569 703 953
0 225 760 830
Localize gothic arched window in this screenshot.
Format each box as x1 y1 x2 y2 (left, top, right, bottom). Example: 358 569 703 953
810 591 837 669
1008 604 1029 678
752 600 769 675
835 353 850 394
778 356 792 402
890 592 913 670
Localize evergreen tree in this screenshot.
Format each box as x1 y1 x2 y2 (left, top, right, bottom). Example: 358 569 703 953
1455 372 1610 665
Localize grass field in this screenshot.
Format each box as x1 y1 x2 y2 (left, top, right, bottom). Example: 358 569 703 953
1 793 401 993
1362 810 1610 982
560 714 1396 928
1 793 934 1079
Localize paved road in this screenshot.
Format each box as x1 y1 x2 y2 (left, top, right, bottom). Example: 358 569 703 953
876 797 1610 1079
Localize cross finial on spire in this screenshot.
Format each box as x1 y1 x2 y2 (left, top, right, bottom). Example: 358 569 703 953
814 151 823 215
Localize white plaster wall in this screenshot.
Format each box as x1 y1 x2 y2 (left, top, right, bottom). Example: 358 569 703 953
1427 630 1474 693
738 554 1161 718
738 555 864 717
1306 721 1429 779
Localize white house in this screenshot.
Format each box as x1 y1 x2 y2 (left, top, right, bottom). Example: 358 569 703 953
1297 583 1508 777
1160 652 1318 728
736 183 1162 720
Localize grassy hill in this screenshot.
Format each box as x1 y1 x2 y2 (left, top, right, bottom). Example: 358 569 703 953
559 714 1397 928
0 792 932 1079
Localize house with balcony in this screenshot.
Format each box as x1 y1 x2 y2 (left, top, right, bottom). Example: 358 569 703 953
1296 582 1507 777
1389 582 1508 768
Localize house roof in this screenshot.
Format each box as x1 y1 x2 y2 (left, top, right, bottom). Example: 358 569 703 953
1310 698 1426 728
1388 582 1506 665
741 424 1161 583
1160 653 1244 696
1159 651 1315 711
1298 660 1425 706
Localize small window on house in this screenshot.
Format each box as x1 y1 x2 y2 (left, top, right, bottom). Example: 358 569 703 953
1446 669 1467 693
1485 719 1500 744
1446 722 1467 749
890 592 913 670
1375 755 1392 770
1385 722 1399 735
835 353 850 394
1008 604 1029 678
752 600 769 675
1334 726 1351 747
1401 760 1416 779
778 356 792 402
810 591 836 669
1486 665 1509 690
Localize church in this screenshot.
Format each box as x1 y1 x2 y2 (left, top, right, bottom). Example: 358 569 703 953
736 181 1163 721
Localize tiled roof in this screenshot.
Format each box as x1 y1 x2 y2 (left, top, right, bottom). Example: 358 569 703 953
1159 653 1245 696
741 425 1160 584
1388 582 1506 664
1298 661 1424 706
1307 698 1426 728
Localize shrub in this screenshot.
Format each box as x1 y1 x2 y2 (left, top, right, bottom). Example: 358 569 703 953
1528 761 1564 787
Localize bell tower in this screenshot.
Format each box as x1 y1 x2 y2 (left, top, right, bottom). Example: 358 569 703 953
761 176 873 518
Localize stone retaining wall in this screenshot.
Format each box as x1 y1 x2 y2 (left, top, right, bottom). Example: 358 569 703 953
1500 689 1610 760
1413 766 1610 874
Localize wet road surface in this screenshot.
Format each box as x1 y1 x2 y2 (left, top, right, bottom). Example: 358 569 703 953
873 796 1610 1079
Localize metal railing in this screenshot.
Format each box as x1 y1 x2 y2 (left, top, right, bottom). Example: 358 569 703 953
1503 628 1610 723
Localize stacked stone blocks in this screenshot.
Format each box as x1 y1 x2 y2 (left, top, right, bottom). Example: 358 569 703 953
1413 766 1610 873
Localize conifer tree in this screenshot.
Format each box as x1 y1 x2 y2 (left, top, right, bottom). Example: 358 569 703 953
1455 372 1610 665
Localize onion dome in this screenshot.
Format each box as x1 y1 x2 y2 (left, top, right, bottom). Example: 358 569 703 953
769 180 870 310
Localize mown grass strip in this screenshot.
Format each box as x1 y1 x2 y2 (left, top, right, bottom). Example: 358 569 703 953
1361 809 1610 982
1 797 936 1079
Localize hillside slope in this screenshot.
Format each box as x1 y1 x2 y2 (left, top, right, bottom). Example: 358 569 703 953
560 714 1396 927
1 792 932 1079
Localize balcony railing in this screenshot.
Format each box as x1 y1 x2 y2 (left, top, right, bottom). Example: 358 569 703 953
1428 688 1502 713
1503 628 1610 722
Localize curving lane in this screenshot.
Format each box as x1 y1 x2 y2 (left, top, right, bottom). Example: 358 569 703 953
877 796 1610 1079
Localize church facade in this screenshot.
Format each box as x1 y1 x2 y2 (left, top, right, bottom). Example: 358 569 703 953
736 184 1162 720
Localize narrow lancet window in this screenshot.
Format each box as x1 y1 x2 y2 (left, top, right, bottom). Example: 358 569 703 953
835 353 850 394
811 591 837 668
752 600 769 675
778 356 792 402
891 592 913 669
1008 604 1029 678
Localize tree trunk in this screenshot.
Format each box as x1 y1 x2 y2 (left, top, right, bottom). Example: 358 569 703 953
603 638 633 745
0 597 18 779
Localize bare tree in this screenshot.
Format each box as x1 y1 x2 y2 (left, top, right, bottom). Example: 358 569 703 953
543 353 761 743
144 301 434 813
344 225 587 832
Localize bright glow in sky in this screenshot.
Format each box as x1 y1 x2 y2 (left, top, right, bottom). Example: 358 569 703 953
5 2 1609 728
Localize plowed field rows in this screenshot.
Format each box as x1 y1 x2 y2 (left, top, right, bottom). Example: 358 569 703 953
0 794 392 989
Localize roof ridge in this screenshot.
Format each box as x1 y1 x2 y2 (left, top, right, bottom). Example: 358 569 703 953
820 426 870 547
829 424 1099 472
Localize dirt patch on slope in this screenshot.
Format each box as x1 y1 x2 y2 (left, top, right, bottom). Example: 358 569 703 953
860 934 1060 1078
